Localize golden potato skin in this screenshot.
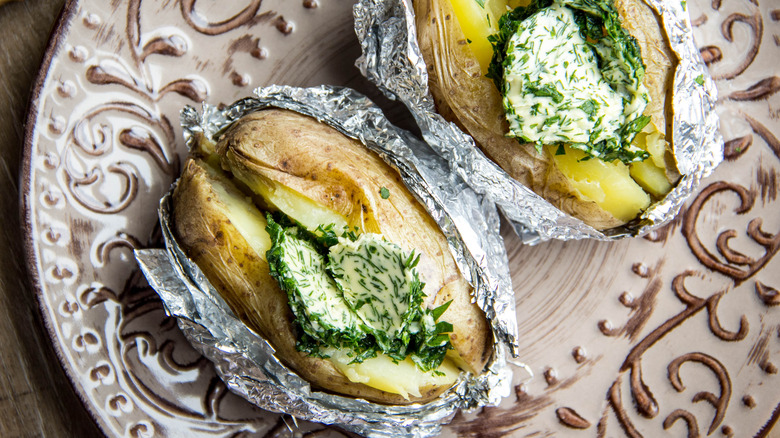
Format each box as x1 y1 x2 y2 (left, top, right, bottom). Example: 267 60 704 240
172 109 493 404
173 159 276 338
414 0 677 230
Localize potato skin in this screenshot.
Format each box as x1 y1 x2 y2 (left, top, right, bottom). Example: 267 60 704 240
173 109 492 404
413 0 677 230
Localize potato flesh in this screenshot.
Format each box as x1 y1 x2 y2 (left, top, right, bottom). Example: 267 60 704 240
327 349 459 400
201 164 272 259
196 134 349 232
445 0 673 224
630 160 670 199
200 160 459 399
448 0 507 74
225 157 350 232
549 145 650 222
629 126 672 198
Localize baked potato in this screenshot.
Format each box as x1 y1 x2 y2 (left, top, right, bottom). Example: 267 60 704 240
414 0 679 229
172 109 492 404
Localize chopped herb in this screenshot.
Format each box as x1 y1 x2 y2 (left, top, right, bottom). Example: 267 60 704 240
527 83 564 103
555 144 566 155
379 187 390 199
431 300 452 321
475 0 486 7
694 74 704 86
543 115 562 127
579 99 599 117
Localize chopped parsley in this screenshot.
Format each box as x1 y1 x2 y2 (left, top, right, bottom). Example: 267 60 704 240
695 74 704 86
579 99 599 118
265 214 453 372
379 187 390 199
527 83 565 104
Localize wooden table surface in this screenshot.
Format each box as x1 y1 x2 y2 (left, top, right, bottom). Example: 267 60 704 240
0 0 101 436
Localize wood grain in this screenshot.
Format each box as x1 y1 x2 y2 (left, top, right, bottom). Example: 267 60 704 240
0 0 101 436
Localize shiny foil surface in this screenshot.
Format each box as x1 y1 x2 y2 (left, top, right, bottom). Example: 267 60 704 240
354 0 723 242
135 85 517 437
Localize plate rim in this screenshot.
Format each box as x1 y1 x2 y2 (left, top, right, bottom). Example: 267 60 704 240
19 0 110 436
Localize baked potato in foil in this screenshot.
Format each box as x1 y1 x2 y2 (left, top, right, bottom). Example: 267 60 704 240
171 108 493 405
413 0 680 230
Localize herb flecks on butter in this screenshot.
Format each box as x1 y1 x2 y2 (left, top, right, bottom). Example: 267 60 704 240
488 0 652 164
266 217 363 355
329 235 417 339
266 215 453 372
503 4 624 147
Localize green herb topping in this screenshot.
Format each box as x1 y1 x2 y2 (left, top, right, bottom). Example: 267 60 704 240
379 187 391 199
487 0 651 164
266 214 453 372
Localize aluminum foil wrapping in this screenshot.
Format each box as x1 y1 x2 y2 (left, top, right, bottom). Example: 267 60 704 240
354 0 723 242
134 85 517 437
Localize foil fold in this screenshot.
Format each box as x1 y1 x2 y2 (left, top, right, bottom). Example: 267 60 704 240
135 85 516 437
354 0 723 242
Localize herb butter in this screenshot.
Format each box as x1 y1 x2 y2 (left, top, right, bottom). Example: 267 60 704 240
503 3 625 147
266 216 453 372
274 228 359 337
489 0 653 164
329 234 419 339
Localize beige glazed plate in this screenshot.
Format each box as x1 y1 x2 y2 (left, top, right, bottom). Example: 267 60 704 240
21 0 780 436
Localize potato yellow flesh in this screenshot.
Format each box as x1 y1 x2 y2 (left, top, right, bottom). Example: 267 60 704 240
550 145 650 222
227 159 350 232
629 160 670 198
629 125 672 198
201 163 273 260
449 0 508 74
643 127 668 169
327 349 459 400
263 182 349 232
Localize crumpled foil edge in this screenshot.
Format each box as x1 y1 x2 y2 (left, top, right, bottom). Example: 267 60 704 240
136 85 517 437
354 0 723 243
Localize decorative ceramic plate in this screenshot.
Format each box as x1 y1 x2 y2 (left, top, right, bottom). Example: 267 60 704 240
22 0 780 436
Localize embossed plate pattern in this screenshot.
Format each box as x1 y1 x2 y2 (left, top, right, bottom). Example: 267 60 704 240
21 0 780 436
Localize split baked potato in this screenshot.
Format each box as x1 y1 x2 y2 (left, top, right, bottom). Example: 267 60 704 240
414 0 680 229
172 109 492 404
